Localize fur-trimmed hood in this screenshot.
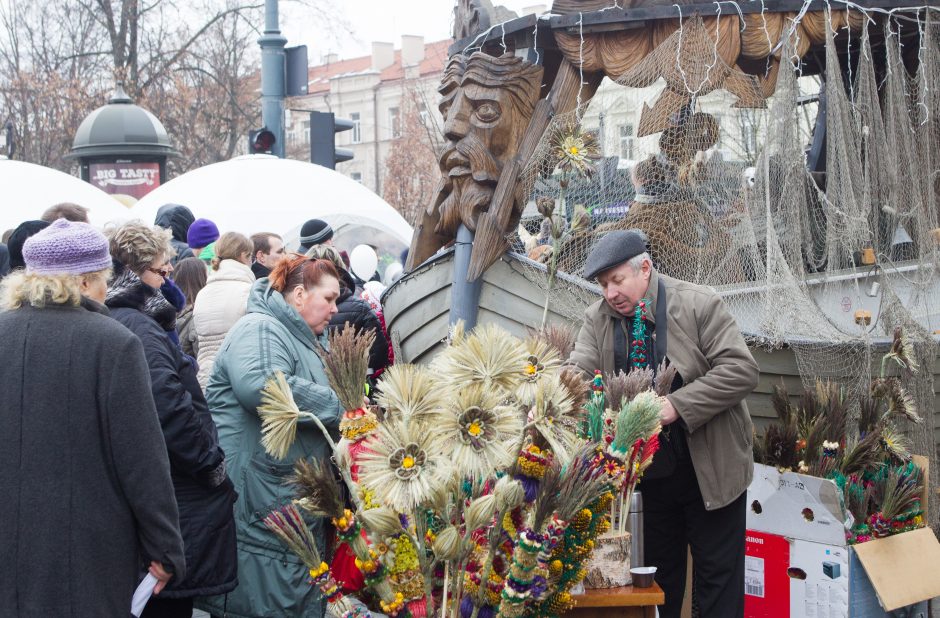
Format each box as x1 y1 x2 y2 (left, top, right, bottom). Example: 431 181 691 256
106 265 178 332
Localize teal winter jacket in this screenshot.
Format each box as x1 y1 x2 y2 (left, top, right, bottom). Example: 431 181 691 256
198 278 342 618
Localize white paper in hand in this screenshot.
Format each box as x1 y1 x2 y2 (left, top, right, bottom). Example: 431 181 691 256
131 572 158 617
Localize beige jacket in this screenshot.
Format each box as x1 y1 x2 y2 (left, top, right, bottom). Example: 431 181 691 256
193 259 255 390
568 269 759 510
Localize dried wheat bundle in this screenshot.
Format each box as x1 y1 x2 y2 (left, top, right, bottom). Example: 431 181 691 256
322 322 375 412
376 363 446 424
258 370 320 460
433 323 528 396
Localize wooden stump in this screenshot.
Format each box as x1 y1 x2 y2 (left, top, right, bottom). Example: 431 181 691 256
584 532 632 589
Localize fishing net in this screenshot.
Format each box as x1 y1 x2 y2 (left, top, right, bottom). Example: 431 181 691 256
507 6 940 525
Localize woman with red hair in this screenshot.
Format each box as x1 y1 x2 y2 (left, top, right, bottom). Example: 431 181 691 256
199 255 343 618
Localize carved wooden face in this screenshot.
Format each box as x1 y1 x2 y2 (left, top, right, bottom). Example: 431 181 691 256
441 80 515 162
432 53 542 237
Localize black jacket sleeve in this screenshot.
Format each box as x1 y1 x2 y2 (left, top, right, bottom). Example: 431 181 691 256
106 335 186 578
131 312 225 487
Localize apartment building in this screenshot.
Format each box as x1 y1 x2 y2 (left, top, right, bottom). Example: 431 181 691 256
285 36 451 194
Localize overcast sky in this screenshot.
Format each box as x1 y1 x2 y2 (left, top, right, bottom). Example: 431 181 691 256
281 0 544 62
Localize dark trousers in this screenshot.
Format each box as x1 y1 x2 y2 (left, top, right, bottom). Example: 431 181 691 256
141 596 194 618
641 456 746 618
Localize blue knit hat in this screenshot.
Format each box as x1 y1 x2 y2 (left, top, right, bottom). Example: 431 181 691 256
22 219 111 275
187 218 220 248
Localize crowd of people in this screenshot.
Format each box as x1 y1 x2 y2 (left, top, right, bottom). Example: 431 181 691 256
0 203 404 618
1 202 757 618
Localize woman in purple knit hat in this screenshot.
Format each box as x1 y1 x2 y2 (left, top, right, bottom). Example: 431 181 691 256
0 218 185 616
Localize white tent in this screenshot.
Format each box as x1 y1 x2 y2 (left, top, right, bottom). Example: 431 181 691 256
133 156 413 250
0 158 134 232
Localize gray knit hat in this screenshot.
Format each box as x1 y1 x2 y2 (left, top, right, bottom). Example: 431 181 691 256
582 229 649 280
22 218 112 275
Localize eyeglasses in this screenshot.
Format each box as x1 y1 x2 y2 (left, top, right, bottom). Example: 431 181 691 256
147 264 172 278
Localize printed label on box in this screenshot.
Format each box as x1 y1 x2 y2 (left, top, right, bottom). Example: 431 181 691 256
745 556 765 598
745 530 790 617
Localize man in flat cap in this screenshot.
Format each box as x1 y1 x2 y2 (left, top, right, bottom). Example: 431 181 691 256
569 229 759 618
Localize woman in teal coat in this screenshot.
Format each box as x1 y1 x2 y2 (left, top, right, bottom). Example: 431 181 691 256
199 255 343 618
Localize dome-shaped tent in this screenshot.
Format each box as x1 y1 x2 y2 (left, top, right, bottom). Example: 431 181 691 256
133 156 413 251
0 158 135 232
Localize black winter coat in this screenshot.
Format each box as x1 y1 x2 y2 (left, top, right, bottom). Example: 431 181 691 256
330 284 390 374
0 300 185 616
107 271 238 598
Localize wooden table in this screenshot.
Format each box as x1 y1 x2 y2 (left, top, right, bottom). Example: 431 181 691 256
565 582 665 618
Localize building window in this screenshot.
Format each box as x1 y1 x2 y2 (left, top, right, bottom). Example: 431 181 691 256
301 119 310 145
619 124 635 161
350 112 361 144
419 103 430 127
351 172 362 183
388 106 401 139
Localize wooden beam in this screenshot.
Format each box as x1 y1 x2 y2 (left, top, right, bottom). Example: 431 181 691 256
549 0 929 29
449 13 539 56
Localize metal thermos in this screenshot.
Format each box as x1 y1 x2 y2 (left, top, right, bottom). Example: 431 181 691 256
629 491 644 568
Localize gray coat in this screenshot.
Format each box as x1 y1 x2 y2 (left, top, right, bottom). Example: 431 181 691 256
0 301 185 617
569 269 760 510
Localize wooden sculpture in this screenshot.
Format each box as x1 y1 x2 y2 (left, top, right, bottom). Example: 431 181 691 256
407 52 543 270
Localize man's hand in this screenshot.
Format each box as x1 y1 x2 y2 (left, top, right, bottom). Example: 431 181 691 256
659 397 679 426
149 561 173 595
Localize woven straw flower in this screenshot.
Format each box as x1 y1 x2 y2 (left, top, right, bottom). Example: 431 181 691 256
549 121 601 178
517 336 563 405
528 374 585 463
358 419 452 513
376 363 446 425
432 323 527 396
434 384 523 481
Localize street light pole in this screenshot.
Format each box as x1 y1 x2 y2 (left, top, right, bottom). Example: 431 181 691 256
258 0 286 158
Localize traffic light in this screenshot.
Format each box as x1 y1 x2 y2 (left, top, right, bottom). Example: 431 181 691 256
248 127 276 154
309 111 354 169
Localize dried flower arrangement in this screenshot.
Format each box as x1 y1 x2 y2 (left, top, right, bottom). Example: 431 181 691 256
257 322 666 618
753 328 927 544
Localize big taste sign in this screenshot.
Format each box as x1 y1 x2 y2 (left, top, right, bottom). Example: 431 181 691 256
89 162 161 201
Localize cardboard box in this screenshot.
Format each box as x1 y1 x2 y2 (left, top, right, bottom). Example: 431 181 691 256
745 461 940 617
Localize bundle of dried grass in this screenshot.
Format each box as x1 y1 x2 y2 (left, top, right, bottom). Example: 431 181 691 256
878 465 923 522
605 368 653 411
610 391 662 459
555 442 614 524
290 458 345 519
264 503 322 567
653 360 678 396
322 323 375 412
536 323 577 360
258 370 331 460
376 363 445 424
883 327 919 375
871 378 921 425
433 323 527 396
841 427 885 476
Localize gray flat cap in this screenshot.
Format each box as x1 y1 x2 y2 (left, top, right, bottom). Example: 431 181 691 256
583 229 649 280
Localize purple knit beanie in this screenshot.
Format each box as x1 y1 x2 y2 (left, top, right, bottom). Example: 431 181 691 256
187 218 220 248
22 219 111 275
